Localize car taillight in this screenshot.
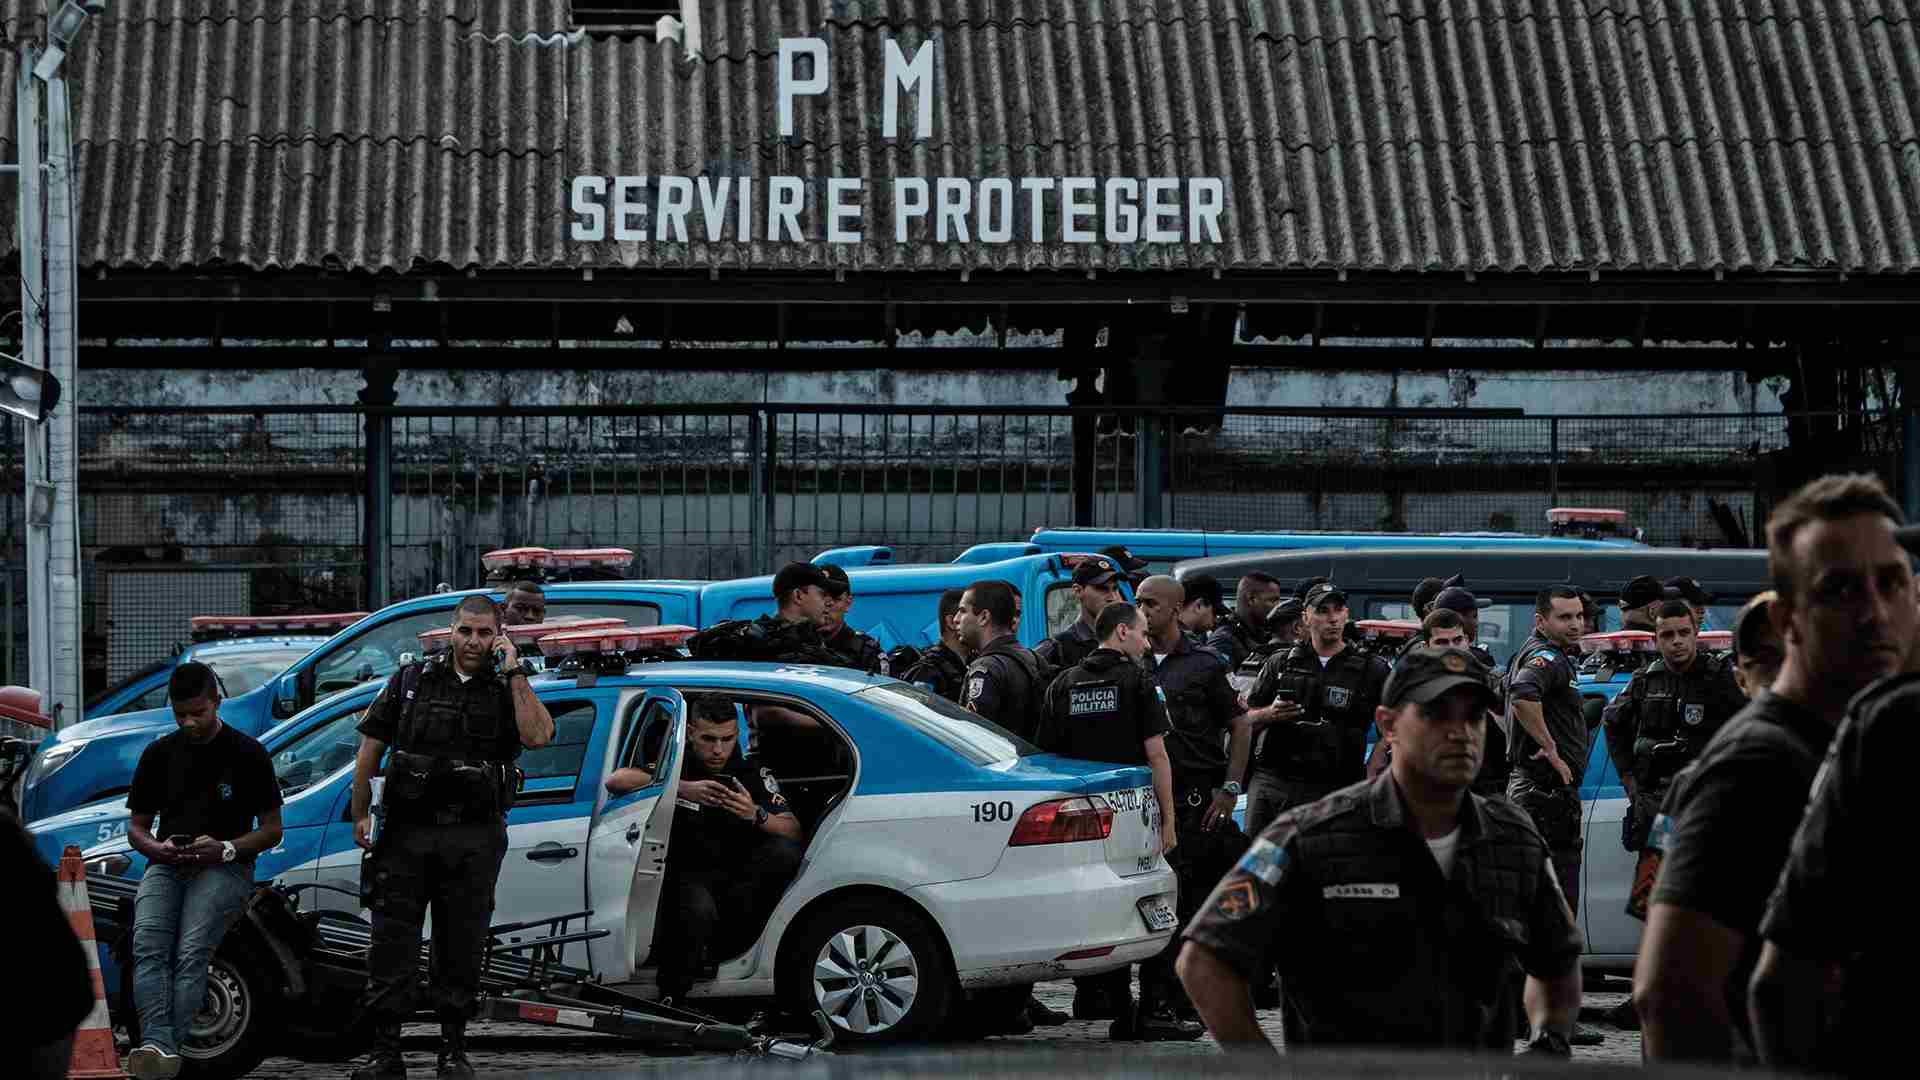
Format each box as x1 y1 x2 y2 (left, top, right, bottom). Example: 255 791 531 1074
1008 797 1113 846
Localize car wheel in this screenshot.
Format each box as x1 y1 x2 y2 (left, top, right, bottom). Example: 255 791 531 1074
780 896 954 1045
120 940 277 1080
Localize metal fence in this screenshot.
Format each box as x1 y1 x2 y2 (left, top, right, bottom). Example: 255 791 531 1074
1 404 1910 700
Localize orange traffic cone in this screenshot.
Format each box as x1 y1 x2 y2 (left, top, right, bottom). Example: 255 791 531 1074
58 844 129 1079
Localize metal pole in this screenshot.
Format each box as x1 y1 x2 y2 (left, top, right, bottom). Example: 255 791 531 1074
364 410 392 609
748 411 766 573
1903 404 1919 527
45 69 84 725
1548 417 1561 509
16 47 52 708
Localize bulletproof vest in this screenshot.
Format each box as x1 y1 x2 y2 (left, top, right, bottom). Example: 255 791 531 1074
1258 645 1380 782
969 638 1048 739
1629 655 1733 778
1038 621 1099 672
1046 651 1152 765
1211 615 1270 669
689 615 842 665
384 659 514 824
902 644 968 702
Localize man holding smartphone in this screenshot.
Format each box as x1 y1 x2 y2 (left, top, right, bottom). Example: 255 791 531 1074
124 662 283 1080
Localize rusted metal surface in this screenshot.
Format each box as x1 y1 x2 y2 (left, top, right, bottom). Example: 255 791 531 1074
3 0 1918 275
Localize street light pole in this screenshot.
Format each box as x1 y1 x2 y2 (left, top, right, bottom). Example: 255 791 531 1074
15 45 55 706
45 59 85 726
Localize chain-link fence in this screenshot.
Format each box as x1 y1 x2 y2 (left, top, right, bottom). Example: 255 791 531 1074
0 404 1909 701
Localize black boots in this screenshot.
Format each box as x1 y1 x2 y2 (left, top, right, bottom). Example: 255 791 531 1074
435 1024 475 1079
350 1025 405 1080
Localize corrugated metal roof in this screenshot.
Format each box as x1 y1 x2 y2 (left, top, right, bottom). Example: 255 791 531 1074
5 0 1919 275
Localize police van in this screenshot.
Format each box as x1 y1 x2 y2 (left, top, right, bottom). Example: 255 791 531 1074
1176 544 1770 970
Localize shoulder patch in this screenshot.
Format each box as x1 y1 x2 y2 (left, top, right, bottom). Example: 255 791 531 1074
964 671 988 704
1213 879 1259 920
1528 655 1552 669
1234 837 1289 885
1537 650 1558 663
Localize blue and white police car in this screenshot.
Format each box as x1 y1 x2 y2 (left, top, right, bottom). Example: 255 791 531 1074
58 625 1175 1063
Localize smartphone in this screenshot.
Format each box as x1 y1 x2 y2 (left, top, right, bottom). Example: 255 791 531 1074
166 834 193 847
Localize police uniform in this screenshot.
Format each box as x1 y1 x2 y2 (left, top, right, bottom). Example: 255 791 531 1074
654 756 802 1002
823 621 887 675
355 656 525 1073
1243 641 1390 835
1205 613 1270 671
1464 642 1513 800
1035 617 1099 672
1756 674 1920 1075
1600 650 1743 850
1504 631 1587 912
1142 636 1251 1018
1183 771 1584 1049
900 641 970 703
963 635 1049 740
689 613 844 665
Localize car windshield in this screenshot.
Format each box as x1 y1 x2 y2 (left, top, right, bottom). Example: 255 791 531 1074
204 647 317 696
1369 600 1537 668
268 707 369 796
853 683 1038 765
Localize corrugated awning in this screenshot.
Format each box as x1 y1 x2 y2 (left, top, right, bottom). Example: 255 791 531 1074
3 0 1917 277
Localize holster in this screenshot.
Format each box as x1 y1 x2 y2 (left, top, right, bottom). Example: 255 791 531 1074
384 751 513 825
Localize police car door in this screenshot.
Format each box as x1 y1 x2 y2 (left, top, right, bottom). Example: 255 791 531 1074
584 688 687 982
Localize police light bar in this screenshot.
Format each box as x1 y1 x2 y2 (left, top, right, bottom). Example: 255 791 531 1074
538 624 697 656
1697 630 1733 651
501 617 629 646
1547 508 1629 525
482 547 554 575
547 548 635 570
189 612 368 642
1577 630 1656 655
416 626 455 653
1356 619 1422 640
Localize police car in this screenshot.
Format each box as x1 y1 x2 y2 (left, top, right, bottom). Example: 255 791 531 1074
58 625 1176 1060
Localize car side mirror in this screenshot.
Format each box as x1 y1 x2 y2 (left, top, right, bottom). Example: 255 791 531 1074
271 673 300 719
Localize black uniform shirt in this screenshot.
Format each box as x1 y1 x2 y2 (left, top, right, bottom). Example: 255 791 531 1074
665 756 791 873
1035 648 1170 767
1246 643 1390 783
824 622 885 674
1651 689 1834 1053
358 662 523 763
1150 635 1244 784
1035 618 1098 672
1758 674 1920 1076
900 642 970 703
963 635 1048 740
1205 615 1269 670
1183 773 1583 1049
1600 652 1744 785
127 724 282 859
1505 632 1587 789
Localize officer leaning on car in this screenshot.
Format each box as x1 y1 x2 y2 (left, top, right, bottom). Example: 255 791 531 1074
1601 598 1744 854
1242 583 1391 836
1176 645 1585 1056
349 596 555 1080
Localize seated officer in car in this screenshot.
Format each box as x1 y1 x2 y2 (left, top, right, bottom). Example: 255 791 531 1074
609 695 803 1003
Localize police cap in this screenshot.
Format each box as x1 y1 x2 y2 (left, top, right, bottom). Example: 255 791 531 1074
1619 575 1669 609
1410 576 1447 616
1266 596 1304 628
1383 645 1496 709
817 562 852 598
1099 545 1151 573
1432 586 1492 614
1304 582 1348 610
773 562 832 600
1073 557 1124 588
1663 576 1714 606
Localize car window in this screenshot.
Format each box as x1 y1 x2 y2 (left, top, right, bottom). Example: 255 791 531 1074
518 701 597 782
853 683 1037 765
1368 599 1535 668
1044 583 1079 638
269 707 369 797
310 609 452 697
126 683 172 714
204 647 318 696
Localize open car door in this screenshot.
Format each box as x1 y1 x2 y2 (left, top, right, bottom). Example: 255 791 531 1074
585 688 687 981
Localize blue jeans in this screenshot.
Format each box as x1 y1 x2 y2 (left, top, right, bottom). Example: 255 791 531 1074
131 862 253 1053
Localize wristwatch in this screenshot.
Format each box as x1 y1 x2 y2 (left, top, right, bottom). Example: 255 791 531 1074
1216 780 1243 797
754 807 769 828
219 841 237 864
508 659 539 680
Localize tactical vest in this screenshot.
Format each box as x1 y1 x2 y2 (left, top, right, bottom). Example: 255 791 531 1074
902 643 969 703
967 638 1048 739
688 614 843 665
1628 654 1736 783
1256 645 1385 783
1044 652 1155 766
382 659 516 825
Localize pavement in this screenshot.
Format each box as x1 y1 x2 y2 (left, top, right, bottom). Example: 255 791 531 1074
242 980 1643 1077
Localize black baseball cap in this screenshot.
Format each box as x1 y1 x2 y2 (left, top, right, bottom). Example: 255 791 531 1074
1294 575 1331 601
1432 586 1492 614
1382 645 1496 709
1304 582 1348 609
1073 557 1124 587
1410 577 1446 615
1663 576 1714 606
1099 545 1151 573
1182 574 1225 609
772 562 832 600
817 563 852 597
1619 575 1668 609
1266 596 1304 627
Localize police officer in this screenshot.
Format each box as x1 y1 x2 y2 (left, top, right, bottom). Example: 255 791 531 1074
899 588 971 701
1663 576 1714 629
1133 576 1268 1038
1602 598 1744 853
1243 583 1390 836
816 564 886 673
1176 646 1585 1055
1619 575 1667 633
1504 585 1589 918
1176 574 1226 644
1205 572 1284 669
1036 601 1184 1038
501 579 547 625
349 597 555 1080
687 563 844 666
1228 596 1301 696
1036 557 1127 671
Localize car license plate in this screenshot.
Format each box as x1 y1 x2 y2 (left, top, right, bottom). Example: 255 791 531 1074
1137 895 1177 932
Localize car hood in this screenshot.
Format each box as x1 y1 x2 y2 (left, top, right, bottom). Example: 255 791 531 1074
27 795 132 866
44 707 179 745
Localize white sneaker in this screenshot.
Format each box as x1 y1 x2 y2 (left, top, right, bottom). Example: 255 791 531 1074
127 1043 182 1079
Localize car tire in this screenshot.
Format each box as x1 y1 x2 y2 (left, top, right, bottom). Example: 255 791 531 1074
779 895 954 1045
120 938 278 1080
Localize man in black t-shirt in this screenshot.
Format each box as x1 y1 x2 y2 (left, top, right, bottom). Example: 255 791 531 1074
124 663 282 1079
1634 473 1919 1066
611 696 803 1004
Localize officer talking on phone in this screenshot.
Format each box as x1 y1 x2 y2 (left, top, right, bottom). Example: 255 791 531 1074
347 597 555 1080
